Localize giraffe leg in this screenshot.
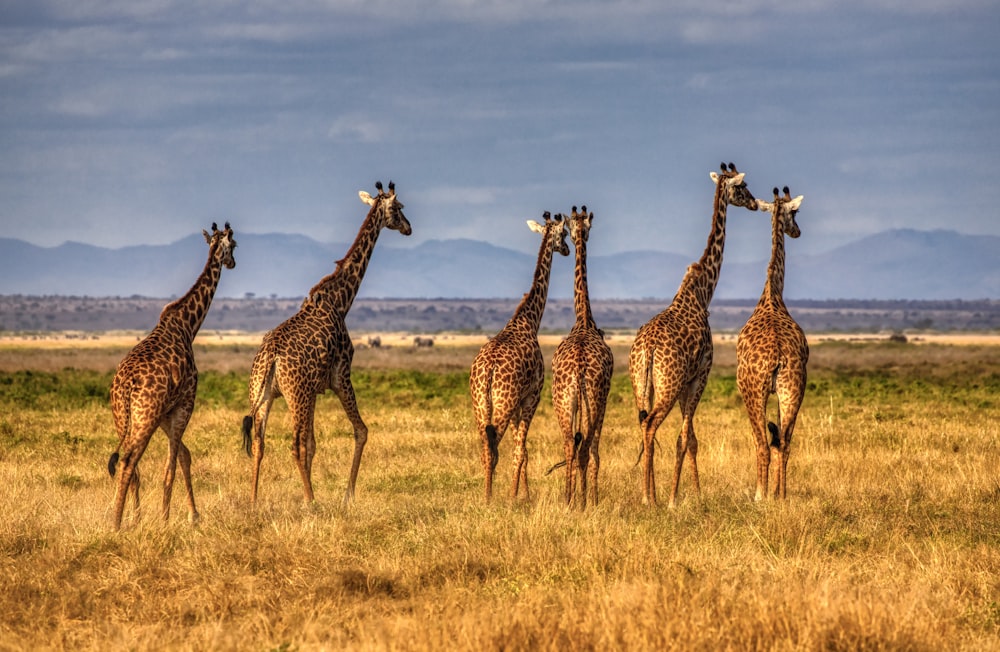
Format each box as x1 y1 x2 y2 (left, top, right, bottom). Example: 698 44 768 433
112 426 155 530
588 415 606 508
333 374 368 507
743 388 772 502
774 387 804 500
161 403 194 523
249 400 273 505
672 380 707 508
577 437 592 510
162 429 180 522
289 394 318 503
641 407 669 506
177 442 198 523
510 416 534 500
481 409 515 501
563 430 579 506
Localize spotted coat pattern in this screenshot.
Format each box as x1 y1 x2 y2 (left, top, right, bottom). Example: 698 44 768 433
737 188 808 500
107 223 237 530
550 206 614 508
469 212 569 500
628 164 759 506
243 182 411 506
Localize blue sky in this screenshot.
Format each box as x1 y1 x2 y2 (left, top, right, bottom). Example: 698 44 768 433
1 1 998 266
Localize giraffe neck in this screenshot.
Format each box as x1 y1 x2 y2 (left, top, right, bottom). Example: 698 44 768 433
682 180 729 309
310 204 382 315
571 233 596 330
158 247 224 341
762 214 787 305
510 232 557 335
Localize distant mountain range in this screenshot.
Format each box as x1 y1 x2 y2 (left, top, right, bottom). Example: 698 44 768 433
0 229 996 300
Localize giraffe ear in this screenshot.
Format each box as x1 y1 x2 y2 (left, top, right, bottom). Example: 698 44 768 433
709 171 720 183
731 172 746 185
787 195 804 211
359 191 375 206
202 229 211 243
526 220 544 234
755 199 774 212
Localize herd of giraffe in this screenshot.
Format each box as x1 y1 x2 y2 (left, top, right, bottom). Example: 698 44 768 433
106 166 807 529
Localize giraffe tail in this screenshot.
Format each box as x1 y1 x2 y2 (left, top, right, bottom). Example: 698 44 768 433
768 422 780 448
637 349 654 425
242 416 253 457
546 373 587 475
107 451 119 477
242 357 276 457
485 425 499 471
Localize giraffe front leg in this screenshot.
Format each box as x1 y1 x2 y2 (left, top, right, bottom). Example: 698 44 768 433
161 405 194 523
333 377 368 507
673 381 707 507
289 394 318 503
177 442 199 523
162 435 179 522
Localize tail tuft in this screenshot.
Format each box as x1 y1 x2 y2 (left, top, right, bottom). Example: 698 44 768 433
767 422 780 448
242 416 253 457
485 425 499 470
107 451 119 477
638 409 648 425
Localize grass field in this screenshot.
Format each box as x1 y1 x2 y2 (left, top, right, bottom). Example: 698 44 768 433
1 333 998 650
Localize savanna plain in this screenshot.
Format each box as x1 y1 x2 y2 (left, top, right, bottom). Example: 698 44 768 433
1 332 998 651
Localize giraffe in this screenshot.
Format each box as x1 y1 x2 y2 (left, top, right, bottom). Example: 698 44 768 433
737 186 807 500
469 212 569 500
242 181 411 507
549 205 614 508
628 163 759 507
107 222 237 530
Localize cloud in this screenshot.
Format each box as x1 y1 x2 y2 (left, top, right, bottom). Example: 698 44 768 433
327 114 388 143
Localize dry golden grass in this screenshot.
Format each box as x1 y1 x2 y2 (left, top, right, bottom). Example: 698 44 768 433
0 334 998 650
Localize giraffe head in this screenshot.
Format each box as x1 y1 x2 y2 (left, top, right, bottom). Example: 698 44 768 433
709 162 758 210
756 186 804 239
568 205 594 245
202 221 237 269
359 180 412 236
527 211 570 257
